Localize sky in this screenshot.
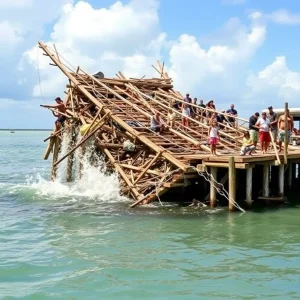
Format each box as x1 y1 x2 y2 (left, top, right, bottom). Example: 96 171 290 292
1 0 300 128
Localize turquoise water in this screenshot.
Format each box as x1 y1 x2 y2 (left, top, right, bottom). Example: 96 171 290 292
1 131 300 299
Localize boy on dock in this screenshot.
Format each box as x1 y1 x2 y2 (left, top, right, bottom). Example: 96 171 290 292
208 119 219 156
150 111 165 134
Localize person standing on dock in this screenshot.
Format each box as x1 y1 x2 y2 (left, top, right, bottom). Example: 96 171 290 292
256 112 271 154
41 97 66 132
198 100 206 122
249 112 259 148
277 109 294 152
184 93 192 104
208 119 219 156
267 106 278 142
182 103 191 127
226 104 238 127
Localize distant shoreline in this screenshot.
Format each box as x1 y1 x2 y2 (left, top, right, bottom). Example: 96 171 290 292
0 129 52 131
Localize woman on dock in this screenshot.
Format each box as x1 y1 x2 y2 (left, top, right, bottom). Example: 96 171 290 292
240 131 255 156
208 119 219 155
182 103 190 127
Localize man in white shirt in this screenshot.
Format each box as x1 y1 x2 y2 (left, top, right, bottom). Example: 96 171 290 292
255 112 271 154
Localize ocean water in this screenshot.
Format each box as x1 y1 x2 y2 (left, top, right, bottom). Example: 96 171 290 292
0 131 300 299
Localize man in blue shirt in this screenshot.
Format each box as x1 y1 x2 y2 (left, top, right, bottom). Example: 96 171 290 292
226 104 238 127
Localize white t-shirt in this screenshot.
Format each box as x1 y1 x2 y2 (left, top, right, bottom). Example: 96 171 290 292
182 107 190 117
256 117 270 132
209 126 218 138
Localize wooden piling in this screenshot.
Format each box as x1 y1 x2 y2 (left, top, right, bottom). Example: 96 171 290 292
288 163 293 190
66 127 77 182
51 137 60 180
263 165 269 197
279 164 284 196
228 157 236 212
245 167 253 207
210 167 217 207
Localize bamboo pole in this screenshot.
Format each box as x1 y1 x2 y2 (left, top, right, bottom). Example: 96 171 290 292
44 137 55 160
133 152 161 185
66 127 77 182
284 102 288 164
228 157 236 212
270 127 281 165
288 163 292 190
51 137 60 180
38 42 186 171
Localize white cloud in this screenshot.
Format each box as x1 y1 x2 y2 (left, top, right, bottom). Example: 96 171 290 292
246 56 300 107
167 15 266 100
267 9 300 25
0 21 23 52
23 0 163 97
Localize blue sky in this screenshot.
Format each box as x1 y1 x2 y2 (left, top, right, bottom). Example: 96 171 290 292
1 0 300 128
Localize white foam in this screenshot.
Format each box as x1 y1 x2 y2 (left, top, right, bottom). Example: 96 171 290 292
24 133 128 203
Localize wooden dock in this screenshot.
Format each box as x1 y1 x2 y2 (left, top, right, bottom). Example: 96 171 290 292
39 41 300 211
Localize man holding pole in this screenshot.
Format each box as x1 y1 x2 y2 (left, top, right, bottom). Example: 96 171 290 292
277 109 294 152
41 97 67 131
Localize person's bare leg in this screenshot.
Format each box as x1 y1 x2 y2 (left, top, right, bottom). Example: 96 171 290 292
210 144 213 155
265 142 270 153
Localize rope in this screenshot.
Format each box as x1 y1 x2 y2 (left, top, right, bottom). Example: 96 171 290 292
189 166 246 213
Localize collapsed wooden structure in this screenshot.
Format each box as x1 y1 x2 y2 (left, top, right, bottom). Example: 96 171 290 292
40 41 300 210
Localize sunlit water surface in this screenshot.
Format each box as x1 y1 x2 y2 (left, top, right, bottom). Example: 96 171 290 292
0 131 300 299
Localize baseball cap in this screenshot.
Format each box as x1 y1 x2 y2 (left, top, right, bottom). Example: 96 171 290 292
268 106 273 109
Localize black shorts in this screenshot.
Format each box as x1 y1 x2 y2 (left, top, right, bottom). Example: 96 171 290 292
57 116 66 125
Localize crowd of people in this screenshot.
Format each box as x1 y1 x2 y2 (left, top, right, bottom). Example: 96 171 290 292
43 95 295 157
247 106 294 155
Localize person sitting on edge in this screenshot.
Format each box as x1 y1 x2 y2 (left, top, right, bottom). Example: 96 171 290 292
277 109 294 152
150 111 165 134
167 108 176 128
208 119 219 156
267 106 278 142
255 112 271 154
182 103 190 127
249 112 259 148
226 104 237 127
41 97 67 132
240 131 255 156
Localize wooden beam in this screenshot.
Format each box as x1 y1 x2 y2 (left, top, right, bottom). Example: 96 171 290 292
279 164 284 196
263 165 269 197
210 167 217 207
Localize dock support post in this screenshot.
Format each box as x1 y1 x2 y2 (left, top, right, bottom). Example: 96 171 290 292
279 164 284 196
288 163 293 190
51 137 60 181
245 168 253 207
210 167 217 207
263 165 269 197
66 127 76 182
228 157 236 212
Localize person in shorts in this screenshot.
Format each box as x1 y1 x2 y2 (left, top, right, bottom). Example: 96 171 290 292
208 119 219 155
256 112 271 154
248 112 259 148
267 106 278 142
